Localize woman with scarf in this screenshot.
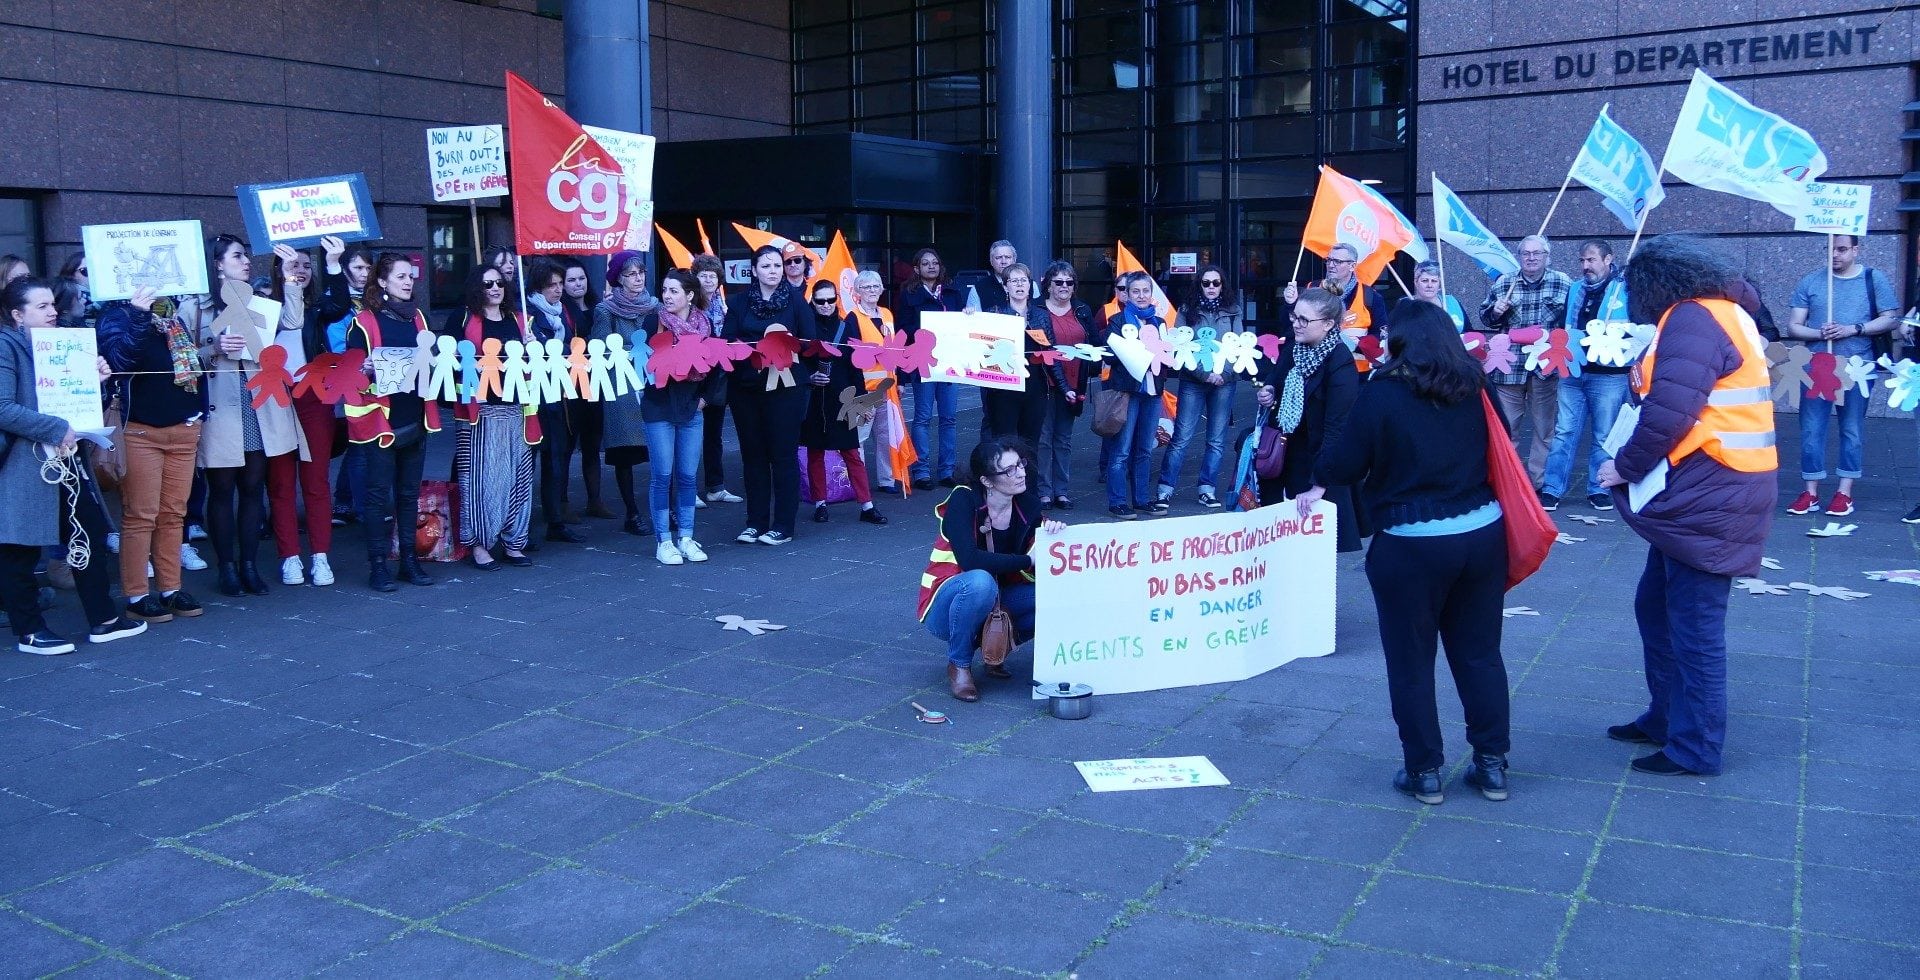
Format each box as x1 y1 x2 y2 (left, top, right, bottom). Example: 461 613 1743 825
264 243 336 587
691 253 741 507
981 263 1066 445
441 265 540 571
720 245 816 546
1254 287 1364 552
799 278 887 526
591 250 660 538
178 235 304 598
1154 264 1242 510
1098 271 1168 520
560 258 608 521
637 270 726 564
344 253 438 592
523 259 586 545
1036 261 1095 509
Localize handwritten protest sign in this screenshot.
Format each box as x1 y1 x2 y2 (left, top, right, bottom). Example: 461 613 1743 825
1074 757 1230 793
368 347 420 397
580 125 656 251
1033 501 1336 697
1792 181 1871 237
237 173 381 249
920 311 1026 391
80 220 206 302
30 328 103 431
427 125 508 202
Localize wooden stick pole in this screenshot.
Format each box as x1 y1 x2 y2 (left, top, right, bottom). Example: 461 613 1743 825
1625 159 1666 261
1290 243 1307 282
1384 260 1412 297
1826 233 1835 354
468 201 482 263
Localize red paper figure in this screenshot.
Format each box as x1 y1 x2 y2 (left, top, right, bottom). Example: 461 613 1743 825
246 345 294 409
753 330 802 385
1536 329 1578 379
477 337 505 401
648 328 703 388
290 352 338 402
1805 351 1842 402
1508 325 1545 346
1356 335 1384 363
1460 331 1489 362
568 336 592 398
322 349 368 403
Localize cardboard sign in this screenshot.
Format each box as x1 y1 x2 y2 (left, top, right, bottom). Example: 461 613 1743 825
238 173 381 249
1792 182 1871 237
1074 757 1230 793
1168 252 1198 275
243 296 281 361
426 125 507 202
80 220 207 302
1033 501 1336 697
368 347 419 397
920 310 1026 391
30 328 104 431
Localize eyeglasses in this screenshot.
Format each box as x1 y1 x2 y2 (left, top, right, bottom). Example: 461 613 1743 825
1325 258 1354 266
1289 314 1330 325
812 297 838 306
1519 250 1549 258
993 459 1028 477
1050 279 1075 287
1201 279 1223 286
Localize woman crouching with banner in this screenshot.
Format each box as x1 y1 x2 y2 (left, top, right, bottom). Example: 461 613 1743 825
1303 301 1512 805
918 436 1064 701
345 253 439 592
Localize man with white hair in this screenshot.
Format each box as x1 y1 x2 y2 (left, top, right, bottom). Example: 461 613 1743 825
1283 243 1389 336
1479 233 1572 498
976 240 1018 312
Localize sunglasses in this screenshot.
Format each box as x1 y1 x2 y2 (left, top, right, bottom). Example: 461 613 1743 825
785 258 807 264
482 279 504 287
1201 279 1223 286
1050 279 1075 286
812 297 837 305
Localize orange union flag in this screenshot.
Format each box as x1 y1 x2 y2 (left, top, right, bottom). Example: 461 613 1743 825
1301 165 1422 285
506 71 634 254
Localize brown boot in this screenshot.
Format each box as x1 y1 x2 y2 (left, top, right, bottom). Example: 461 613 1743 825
948 663 979 702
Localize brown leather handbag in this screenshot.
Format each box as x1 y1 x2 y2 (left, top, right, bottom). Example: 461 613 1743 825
977 521 1015 666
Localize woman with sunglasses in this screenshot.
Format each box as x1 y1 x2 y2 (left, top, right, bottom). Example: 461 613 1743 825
981 263 1066 446
442 265 541 571
719 244 816 545
1254 287 1365 552
178 235 304 598
1036 262 1094 509
1154 265 1241 510
799 279 887 526
916 435 1063 701
591 250 661 538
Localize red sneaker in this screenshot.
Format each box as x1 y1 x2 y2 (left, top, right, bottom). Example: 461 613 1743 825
1786 491 1819 515
1825 492 1854 517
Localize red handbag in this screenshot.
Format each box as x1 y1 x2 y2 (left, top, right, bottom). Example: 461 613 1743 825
1481 391 1555 590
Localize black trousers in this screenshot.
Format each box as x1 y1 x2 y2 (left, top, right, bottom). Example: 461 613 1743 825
982 384 1047 446
730 381 804 536
701 401 727 492
1365 519 1511 774
1 476 118 637
359 438 424 562
536 404 568 526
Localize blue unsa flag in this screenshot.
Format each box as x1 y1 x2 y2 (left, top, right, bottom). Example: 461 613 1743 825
1430 174 1518 279
1570 104 1667 231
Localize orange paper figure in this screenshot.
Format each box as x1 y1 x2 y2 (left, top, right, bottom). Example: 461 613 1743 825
476 337 505 402
246 345 294 408
568 337 593 400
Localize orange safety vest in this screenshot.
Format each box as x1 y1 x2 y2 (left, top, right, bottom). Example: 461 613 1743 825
1631 298 1777 473
850 306 895 390
915 490 1037 621
344 309 441 448
451 312 543 445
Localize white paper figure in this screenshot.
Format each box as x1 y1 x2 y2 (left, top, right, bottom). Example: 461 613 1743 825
587 338 616 401
1789 581 1870 600
1555 533 1586 544
1167 326 1200 373
606 333 643 397
413 329 437 398
1581 320 1634 367
1863 569 1920 587
1216 330 1261 376
1759 557 1783 570
501 340 530 405
544 338 573 402
1521 333 1555 374
423 335 460 402
1841 354 1876 400
1734 577 1789 596
1806 522 1858 538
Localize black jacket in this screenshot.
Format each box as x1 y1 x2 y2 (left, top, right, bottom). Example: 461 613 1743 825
896 281 963 339
1257 340 1366 551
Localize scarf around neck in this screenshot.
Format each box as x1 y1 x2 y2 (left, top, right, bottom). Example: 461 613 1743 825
1278 331 1343 435
658 306 711 339
603 286 659 322
749 282 792 320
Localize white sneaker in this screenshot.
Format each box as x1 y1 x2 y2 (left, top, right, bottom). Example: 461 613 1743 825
677 538 708 562
179 543 208 571
736 527 761 544
186 524 208 542
106 532 120 554
655 541 685 565
694 496 708 509
281 555 306 585
310 553 335 586
706 487 744 504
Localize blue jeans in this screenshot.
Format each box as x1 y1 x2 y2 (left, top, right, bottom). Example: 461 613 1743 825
1542 372 1630 499
1156 378 1234 495
924 569 1036 667
1798 379 1870 480
1632 545 1731 775
643 417 702 542
1105 391 1163 509
910 381 958 480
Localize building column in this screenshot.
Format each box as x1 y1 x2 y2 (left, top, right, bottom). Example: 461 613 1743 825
996 0 1053 263
563 0 651 273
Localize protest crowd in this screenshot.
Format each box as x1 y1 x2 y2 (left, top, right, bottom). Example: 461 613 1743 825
6 71 1919 809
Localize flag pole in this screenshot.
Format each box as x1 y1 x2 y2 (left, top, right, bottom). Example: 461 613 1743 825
1383 260 1412 297
1826 233 1835 355
1625 158 1666 260
1290 244 1307 283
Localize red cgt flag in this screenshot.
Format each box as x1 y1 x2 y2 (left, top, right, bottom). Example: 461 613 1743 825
506 71 635 255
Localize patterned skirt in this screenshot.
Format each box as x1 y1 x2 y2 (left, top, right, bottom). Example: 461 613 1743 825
455 404 536 550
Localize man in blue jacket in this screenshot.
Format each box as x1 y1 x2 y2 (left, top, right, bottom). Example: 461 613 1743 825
1541 240 1631 510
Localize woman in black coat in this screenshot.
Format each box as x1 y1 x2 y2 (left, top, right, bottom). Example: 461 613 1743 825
1255 286 1365 552
720 245 817 545
981 262 1067 445
799 279 885 525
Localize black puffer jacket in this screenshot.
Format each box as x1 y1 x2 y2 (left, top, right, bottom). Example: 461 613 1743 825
1612 292 1775 577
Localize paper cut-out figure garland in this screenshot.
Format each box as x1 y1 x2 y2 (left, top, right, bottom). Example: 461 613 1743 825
422 336 458 402
1878 356 1920 411
1804 351 1843 404
1212 331 1260 376
1841 354 1876 400
457 339 479 402
1481 334 1518 375
500 340 530 405
1531 328 1581 378
715 615 786 635
755 330 802 390
246 346 294 408
587 338 616 401
1766 342 1808 409
1806 523 1857 537
567 337 593 400
209 280 263 360
839 376 895 429
323 349 368 403
1863 569 1920 587
1581 320 1635 367
1502 606 1540 617
290 351 336 402
605 334 643 396
476 338 504 401
1789 582 1870 600
1733 578 1790 596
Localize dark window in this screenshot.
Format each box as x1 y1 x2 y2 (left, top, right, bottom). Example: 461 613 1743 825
791 0 994 146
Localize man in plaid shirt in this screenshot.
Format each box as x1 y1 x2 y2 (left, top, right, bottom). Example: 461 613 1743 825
1478 235 1572 494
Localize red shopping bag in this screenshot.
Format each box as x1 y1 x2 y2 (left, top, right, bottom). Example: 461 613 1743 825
1482 392 1555 589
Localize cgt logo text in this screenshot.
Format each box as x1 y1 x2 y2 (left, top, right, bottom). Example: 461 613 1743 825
546 135 628 232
